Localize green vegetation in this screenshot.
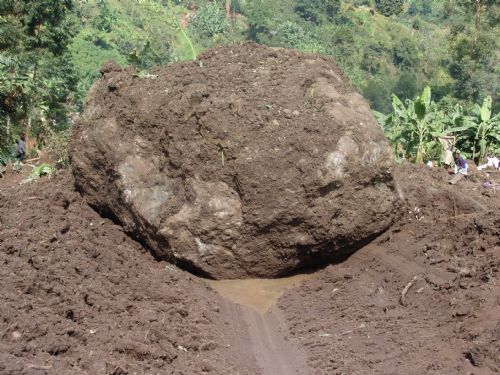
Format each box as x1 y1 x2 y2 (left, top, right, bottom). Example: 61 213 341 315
26 163 54 182
1 0 76 154
1 0 498 167
378 88 500 164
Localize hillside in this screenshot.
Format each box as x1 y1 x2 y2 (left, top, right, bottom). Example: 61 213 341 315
65 0 498 112
1 0 499 165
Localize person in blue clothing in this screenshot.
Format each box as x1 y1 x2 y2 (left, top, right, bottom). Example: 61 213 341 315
453 150 468 175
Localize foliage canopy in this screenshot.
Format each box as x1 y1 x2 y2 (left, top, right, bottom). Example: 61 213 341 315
0 0 498 167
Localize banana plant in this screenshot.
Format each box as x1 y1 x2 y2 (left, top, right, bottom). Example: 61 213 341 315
412 86 434 163
473 96 500 162
449 96 500 163
380 86 445 163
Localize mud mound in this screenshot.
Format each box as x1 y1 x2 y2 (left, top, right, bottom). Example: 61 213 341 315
278 163 500 374
0 173 257 375
70 43 401 279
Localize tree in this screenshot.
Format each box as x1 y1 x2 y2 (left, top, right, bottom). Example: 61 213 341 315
408 0 433 17
393 71 419 101
363 79 392 114
0 0 76 154
294 0 340 24
392 38 421 69
375 0 404 17
448 0 499 103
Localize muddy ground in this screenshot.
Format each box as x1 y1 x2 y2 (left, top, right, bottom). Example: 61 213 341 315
0 163 499 374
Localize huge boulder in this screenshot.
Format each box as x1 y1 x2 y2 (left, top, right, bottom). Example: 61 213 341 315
70 44 402 279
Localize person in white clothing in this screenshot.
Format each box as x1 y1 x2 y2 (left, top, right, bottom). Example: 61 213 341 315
478 154 500 171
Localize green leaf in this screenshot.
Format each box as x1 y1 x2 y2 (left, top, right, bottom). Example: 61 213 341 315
472 103 482 118
414 101 426 121
391 94 406 118
480 96 492 122
449 124 475 133
420 86 431 108
27 164 54 182
489 133 500 142
429 131 446 137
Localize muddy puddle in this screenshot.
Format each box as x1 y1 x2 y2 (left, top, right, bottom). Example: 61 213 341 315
207 274 311 314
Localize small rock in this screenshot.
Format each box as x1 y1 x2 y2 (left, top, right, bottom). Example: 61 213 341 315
200 359 216 372
453 307 471 317
200 341 217 351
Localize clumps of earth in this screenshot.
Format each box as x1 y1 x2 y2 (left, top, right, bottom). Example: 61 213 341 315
70 43 402 279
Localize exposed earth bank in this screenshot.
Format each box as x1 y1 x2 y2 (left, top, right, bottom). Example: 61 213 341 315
70 43 401 279
0 163 498 374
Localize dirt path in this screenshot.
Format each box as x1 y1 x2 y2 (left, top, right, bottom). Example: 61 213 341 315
209 278 312 375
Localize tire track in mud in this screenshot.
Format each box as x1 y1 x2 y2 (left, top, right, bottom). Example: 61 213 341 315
209 278 312 375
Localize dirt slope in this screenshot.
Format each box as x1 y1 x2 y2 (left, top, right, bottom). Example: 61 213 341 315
0 163 498 375
278 164 500 374
0 172 257 375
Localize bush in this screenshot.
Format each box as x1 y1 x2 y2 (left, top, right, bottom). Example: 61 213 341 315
392 38 420 68
0 144 16 166
45 129 71 167
295 0 340 24
191 2 229 38
375 0 404 17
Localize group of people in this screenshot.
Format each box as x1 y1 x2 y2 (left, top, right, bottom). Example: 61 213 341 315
425 148 499 194
435 135 499 175
452 151 500 175
453 151 499 194
428 148 499 175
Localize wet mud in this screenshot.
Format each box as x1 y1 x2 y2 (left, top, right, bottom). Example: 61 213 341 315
207 274 310 314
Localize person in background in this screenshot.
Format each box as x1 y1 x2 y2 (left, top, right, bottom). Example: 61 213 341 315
453 151 468 175
15 134 26 161
478 154 500 171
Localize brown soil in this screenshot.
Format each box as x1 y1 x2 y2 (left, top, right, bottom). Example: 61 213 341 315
279 163 500 374
1 163 498 374
0 171 258 375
